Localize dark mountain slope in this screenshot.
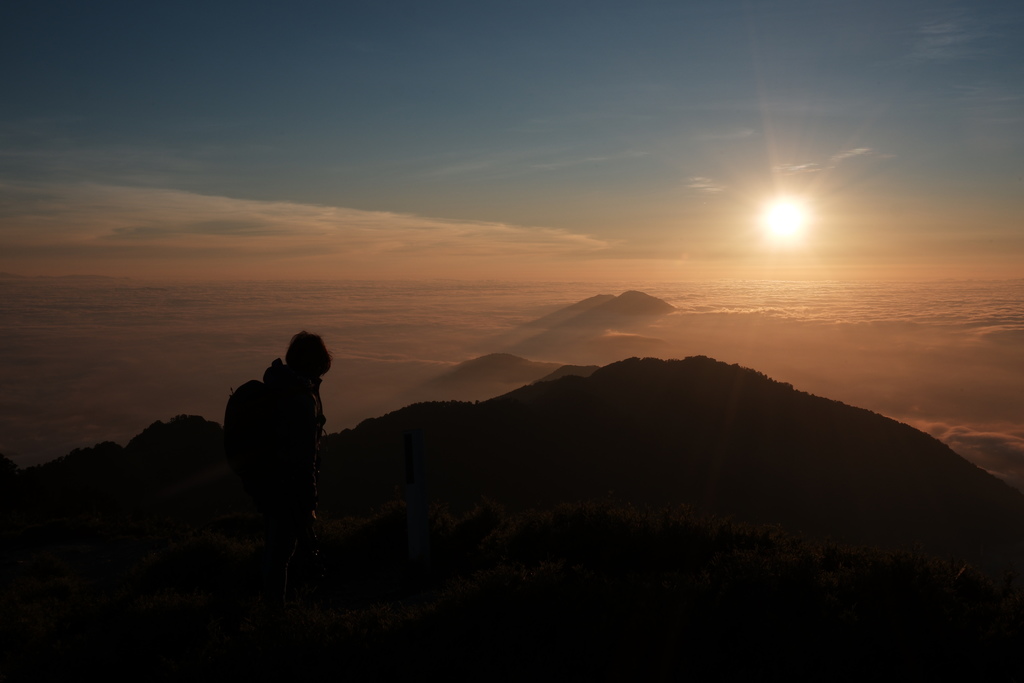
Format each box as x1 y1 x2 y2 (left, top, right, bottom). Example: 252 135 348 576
15 415 248 520
323 356 1024 568
13 356 1023 572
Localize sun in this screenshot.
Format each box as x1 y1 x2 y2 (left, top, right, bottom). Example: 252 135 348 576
761 199 808 241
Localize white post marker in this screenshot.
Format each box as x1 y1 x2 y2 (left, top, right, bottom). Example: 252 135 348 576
404 429 430 575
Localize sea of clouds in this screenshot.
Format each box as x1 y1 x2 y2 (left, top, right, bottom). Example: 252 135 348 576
2 276 1022 491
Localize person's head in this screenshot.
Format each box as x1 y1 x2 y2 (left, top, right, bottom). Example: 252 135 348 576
286 331 332 378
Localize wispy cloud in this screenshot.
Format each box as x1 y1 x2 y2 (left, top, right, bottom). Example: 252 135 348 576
829 148 873 164
774 147 892 176
686 177 725 193
773 163 823 175
0 183 612 277
954 83 1024 129
911 16 988 63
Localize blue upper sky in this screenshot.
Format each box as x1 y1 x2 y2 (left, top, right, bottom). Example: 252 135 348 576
2 0 1022 279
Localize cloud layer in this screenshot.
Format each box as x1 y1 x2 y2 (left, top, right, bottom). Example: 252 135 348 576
2 278 1021 500
917 421 1024 490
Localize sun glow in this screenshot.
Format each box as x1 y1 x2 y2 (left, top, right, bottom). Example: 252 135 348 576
761 199 809 243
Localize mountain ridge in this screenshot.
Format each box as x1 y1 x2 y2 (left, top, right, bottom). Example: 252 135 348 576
325 356 1024 573
8 354 1023 573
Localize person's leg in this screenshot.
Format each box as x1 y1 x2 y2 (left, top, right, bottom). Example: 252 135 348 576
296 521 327 581
263 513 298 606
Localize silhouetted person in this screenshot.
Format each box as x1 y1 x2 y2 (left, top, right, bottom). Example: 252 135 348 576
258 331 331 605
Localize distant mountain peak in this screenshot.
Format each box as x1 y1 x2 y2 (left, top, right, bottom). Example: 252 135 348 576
592 291 675 317
525 294 616 327
621 289 659 299
527 291 674 329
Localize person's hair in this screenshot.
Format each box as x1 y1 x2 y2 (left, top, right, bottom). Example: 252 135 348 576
286 331 332 378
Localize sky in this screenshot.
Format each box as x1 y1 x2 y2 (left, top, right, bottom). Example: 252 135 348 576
3 0 1023 280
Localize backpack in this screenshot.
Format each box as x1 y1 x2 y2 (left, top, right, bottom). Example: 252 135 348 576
224 379 279 483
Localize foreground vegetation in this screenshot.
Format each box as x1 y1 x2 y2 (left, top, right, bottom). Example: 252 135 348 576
3 501 1024 682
